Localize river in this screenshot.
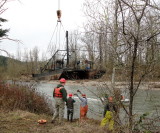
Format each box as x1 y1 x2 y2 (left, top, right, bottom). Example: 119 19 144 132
34 80 160 122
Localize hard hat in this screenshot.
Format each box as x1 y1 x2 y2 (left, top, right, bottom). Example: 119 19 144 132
82 94 86 97
108 97 113 102
68 93 73 97
59 78 66 83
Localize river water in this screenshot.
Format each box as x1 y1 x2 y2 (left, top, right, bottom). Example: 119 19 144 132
34 81 160 122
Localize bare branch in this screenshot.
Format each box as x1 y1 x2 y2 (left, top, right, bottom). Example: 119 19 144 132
0 48 10 56
138 0 149 23
0 0 7 9
118 0 127 35
146 31 160 42
0 37 22 44
120 0 139 23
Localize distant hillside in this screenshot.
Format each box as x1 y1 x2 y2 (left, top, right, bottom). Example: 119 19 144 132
0 55 22 67
0 55 8 67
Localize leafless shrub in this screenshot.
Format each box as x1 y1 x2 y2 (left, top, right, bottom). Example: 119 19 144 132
0 81 51 115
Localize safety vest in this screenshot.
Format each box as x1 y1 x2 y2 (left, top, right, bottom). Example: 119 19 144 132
54 87 63 98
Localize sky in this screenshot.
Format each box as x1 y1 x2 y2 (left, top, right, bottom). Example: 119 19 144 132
0 0 85 59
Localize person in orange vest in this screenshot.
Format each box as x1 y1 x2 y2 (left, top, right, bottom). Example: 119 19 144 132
66 93 76 122
100 96 117 131
74 90 88 121
51 78 67 124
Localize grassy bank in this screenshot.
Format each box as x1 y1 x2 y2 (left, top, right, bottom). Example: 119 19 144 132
0 81 111 133
1 80 160 132
0 110 110 133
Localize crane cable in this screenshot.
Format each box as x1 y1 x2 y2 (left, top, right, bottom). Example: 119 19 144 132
47 22 58 52
58 0 60 10
46 0 66 56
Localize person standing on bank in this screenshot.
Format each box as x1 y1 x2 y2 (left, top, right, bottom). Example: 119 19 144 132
100 96 117 131
75 90 88 121
66 93 76 122
51 78 67 123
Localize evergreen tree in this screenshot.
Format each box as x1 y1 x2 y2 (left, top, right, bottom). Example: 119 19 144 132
0 17 9 39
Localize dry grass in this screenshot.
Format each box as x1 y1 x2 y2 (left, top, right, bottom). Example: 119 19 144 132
0 110 111 133
2 80 159 132
0 81 111 133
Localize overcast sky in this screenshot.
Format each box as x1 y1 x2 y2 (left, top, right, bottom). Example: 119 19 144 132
0 0 85 58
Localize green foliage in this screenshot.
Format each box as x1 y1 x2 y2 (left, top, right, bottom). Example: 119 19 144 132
0 18 7 22
0 55 8 67
0 56 8 79
0 28 9 37
0 17 9 38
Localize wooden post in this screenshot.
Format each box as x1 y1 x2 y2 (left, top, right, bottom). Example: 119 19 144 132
66 31 69 68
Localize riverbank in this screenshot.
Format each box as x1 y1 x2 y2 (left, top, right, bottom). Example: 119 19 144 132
39 79 160 90
17 74 160 90
0 110 108 133
1 80 160 132
0 82 110 133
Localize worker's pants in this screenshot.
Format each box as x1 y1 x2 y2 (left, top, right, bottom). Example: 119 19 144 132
52 98 65 122
67 108 74 122
100 111 114 131
80 105 88 120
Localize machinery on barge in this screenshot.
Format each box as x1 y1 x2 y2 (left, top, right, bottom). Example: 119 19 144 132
32 2 105 80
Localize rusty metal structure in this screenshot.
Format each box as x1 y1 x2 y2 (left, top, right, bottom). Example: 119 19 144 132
32 2 105 80
32 31 105 80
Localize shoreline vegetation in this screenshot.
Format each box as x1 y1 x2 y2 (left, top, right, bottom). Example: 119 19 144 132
1 79 160 133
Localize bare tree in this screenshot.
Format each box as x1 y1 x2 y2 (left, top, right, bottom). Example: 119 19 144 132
68 30 80 68
82 0 160 132
116 0 160 131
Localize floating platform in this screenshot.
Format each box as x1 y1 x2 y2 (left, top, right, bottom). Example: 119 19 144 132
32 68 106 80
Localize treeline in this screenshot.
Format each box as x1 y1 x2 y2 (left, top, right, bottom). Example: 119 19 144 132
67 0 160 81
0 48 46 80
